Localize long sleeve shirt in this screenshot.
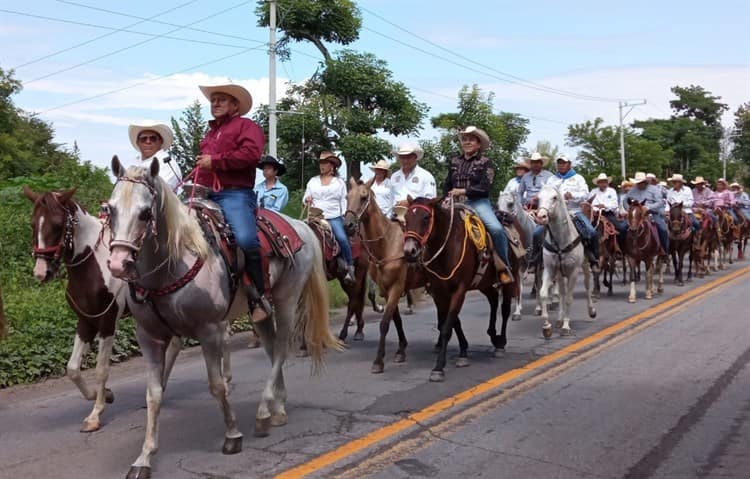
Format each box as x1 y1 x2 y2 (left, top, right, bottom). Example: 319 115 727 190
735 192 750 209
391 165 436 203
692 187 716 208
122 151 182 192
198 115 265 189
502 176 522 195
546 173 589 213
303 176 347 219
666 186 694 214
588 187 619 213
713 190 736 208
443 153 495 199
626 184 665 215
371 178 394 217
254 179 289 212
517 170 554 205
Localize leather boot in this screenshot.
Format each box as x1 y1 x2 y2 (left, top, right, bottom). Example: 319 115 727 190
244 248 271 323
492 253 514 285
589 238 601 274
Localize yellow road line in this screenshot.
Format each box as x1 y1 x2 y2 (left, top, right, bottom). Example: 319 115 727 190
276 265 750 479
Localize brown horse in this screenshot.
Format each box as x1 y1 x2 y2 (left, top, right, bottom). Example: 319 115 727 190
692 209 719 277
734 208 750 260
624 201 664 303
667 202 693 286
403 197 515 382
715 208 738 268
582 203 620 297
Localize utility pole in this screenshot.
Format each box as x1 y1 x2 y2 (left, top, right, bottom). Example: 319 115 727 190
268 0 277 157
618 99 647 180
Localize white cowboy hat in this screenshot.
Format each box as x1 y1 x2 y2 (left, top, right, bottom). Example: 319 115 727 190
199 84 253 116
394 143 424 161
369 159 391 175
645 173 657 180
555 154 571 163
629 171 649 184
667 173 686 183
716 177 728 185
730 182 742 189
318 151 342 168
593 173 611 184
514 160 530 170
128 123 173 151
528 151 551 166
658 181 667 187
458 126 490 151
691 176 708 185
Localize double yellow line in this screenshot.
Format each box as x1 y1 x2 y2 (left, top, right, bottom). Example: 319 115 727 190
277 265 750 479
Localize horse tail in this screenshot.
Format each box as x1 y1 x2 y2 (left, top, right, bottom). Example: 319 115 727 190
298 235 343 373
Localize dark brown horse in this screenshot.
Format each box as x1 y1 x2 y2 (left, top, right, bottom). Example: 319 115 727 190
734 208 749 260
582 203 620 298
667 202 693 286
624 201 664 303
715 208 738 268
692 208 719 277
403 197 515 382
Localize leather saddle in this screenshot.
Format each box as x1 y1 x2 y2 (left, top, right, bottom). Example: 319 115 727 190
305 216 360 281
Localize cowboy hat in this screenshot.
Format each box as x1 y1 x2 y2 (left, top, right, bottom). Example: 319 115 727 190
691 176 708 185
514 160 530 170
645 173 657 180
658 181 667 187
318 151 342 168
667 173 686 183
716 177 728 185
730 182 742 189
257 155 286 176
555 154 571 163
369 159 391 175
458 126 490 151
620 180 634 188
394 143 424 161
629 171 649 184
128 123 173 151
528 151 551 166
199 84 253 116
593 173 611 184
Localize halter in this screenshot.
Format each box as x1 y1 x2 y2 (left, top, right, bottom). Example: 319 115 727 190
31 195 95 271
344 189 403 267
107 176 158 257
404 197 456 267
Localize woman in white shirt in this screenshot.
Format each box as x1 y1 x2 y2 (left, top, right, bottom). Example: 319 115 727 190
303 151 354 283
125 123 182 192
369 159 394 217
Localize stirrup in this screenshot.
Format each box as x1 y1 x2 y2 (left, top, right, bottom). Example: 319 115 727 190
250 296 272 323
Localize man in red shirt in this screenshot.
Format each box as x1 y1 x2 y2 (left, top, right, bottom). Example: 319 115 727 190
195 83 270 322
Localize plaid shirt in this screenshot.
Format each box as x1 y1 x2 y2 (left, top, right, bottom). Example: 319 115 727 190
443 153 494 199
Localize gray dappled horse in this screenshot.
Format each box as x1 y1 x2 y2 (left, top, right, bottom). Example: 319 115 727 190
107 157 340 479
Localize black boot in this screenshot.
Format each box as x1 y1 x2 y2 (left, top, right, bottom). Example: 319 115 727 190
589 237 601 274
244 248 271 323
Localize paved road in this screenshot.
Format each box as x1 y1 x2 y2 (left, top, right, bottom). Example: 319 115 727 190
1 262 749 478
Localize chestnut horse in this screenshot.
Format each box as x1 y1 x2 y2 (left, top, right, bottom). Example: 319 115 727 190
624 201 664 303
403 197 515 382
692 209 719 277
715 208 738 268
667 202 693 286
581 203 620 298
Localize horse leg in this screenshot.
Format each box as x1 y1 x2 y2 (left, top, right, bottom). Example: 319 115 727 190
584 261 597 319
392 307 408 363
628 257 638 303
162 335 183 389
482 287 503 354
657 256 664 293
353 271 368 340
80 334 115 433
404 289 415 315
534 263 543 315
266 301 293 429
511 273 523 321
430 288 466 382
452 318 470 367
372 287 399 374
338 281 355 341
498 287 511 356
539 263 553 338
645 260 654 300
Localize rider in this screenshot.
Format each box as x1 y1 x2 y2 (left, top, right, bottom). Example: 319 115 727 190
502 160 530 195
647 173 668 200
391 143 436 206
589 173 626 249
195 83 270 323
369 159 394 217
547 155 600 273
714 178 739 225
691 176 718 224
303 151 355 284
618 180 633 216
517 151 554 257
254 155 289 212
125 122 183 192
730 182 750 223
443 126 512 284
626 171 669 254
666 173 700 231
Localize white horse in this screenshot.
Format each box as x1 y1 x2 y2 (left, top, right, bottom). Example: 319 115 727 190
106 157 341 479
535 185 597 338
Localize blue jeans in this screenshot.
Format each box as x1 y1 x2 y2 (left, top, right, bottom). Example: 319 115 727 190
603 211 627 246
572 211 598 241
651 213 669 252
210 188 260 251
687 212 700 231
467 198 510 267
727 209 739 224
328 216 353 266
740 209 750 222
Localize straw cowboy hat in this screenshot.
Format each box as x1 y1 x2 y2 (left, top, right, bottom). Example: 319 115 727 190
716 178 728 186
318 151 342 168
528 151 551 166
667 173 686 183
257 155 286 176
730 182 742 189
646 173 657 180
394 143 424 161
514 160 530 170
629 171 650 184
658 181 667 187
593 173 611 184
458 126 490 151
691 176 708 185
620 180 634 188
128 122 173 151
369 159 391 176
199 84 253 116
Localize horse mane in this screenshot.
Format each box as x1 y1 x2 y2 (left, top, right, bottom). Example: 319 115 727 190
122 167 209 261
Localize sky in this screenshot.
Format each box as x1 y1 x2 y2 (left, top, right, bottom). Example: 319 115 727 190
2 0 750 176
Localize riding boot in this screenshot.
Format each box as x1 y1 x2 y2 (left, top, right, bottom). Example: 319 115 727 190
243 248 271 323
492 253 514 285
589 238 601 274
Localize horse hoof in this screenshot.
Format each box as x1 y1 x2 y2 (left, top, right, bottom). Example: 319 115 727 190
534 306 542 316
404 307 414 315
588 308 597 319
105 388 115 404
126 466 151 479
296 349 309 358
429 370 445 382
80 419 101 433
271 413 288 427
657 287 664 293
371 363 384 374
555 319 563 329
353 331 364 341
645 293 653 300
542 327 553 339
560 327 571 337
254 417 271 437
455 357 470 368
394 353 406 363
511 313 521 321
373 304 384 313
222 435 243 454
494 348 505 358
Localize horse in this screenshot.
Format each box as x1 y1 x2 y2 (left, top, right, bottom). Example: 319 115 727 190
106 157 341 479
403 197 515 382
735 209 750 260
691 208 718 277
667 202 693 286
343 179 424 374
580 202 620 298
496 190 539 320
22 186 145 433
624 201 665 303
715 208 738 269
535 185 596 338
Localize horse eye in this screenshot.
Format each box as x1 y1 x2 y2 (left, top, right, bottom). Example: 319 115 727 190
138 208 152 222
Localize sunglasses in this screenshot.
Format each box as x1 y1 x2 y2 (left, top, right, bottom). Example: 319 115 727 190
138 135 160 143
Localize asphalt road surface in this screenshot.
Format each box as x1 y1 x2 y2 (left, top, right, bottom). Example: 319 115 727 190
2 261 750 479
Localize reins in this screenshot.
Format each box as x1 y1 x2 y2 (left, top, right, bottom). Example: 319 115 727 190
346 190 403 268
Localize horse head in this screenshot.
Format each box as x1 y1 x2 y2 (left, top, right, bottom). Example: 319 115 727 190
626 200 648 232
496 191 518 224
23 185 78 282
535 185 563 226
344 177 373 236
403 196 441 263
668 202 685 233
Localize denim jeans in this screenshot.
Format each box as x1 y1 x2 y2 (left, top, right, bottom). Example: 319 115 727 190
740 208 750 222
328 216 353 265
210 188 260 250
651 214 669 252
603 211 627 248
572 211 598 241
467 197 510 267
687 212 701 231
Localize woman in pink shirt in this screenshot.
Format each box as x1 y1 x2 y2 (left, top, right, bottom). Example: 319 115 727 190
714 178 739 224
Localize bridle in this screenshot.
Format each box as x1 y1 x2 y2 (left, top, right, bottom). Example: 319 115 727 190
344 189 400 266
107 176 158 259
32 196 94 271
404 198 455 267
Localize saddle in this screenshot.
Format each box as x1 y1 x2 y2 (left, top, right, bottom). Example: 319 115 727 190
305 215 360 281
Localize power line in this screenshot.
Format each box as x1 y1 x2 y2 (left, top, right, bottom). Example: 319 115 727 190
11 1 199 69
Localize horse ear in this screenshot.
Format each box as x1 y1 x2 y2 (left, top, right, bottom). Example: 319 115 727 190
111 155 124 178
349 177 358 189
59 188 77 204
22 185 39 203
149 157 160 178
428 197 443 207
406 194 414 205
640 200 647 206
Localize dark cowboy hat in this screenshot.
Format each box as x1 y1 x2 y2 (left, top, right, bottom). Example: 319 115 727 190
258 155 286 176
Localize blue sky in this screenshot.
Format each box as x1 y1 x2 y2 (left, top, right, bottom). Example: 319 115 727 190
2 0 749 174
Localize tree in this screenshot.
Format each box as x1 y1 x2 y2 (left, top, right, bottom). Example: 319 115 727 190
731 102 750 185
533 140 560 164
169 100 207 173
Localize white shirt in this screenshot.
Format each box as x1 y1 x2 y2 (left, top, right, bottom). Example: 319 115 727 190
666 186 694 214
391 165 436 203
502 176 522 195
546 173 589 213
371 178 394 217
303 175 348 219
588 186 619 213
121 151 182 192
